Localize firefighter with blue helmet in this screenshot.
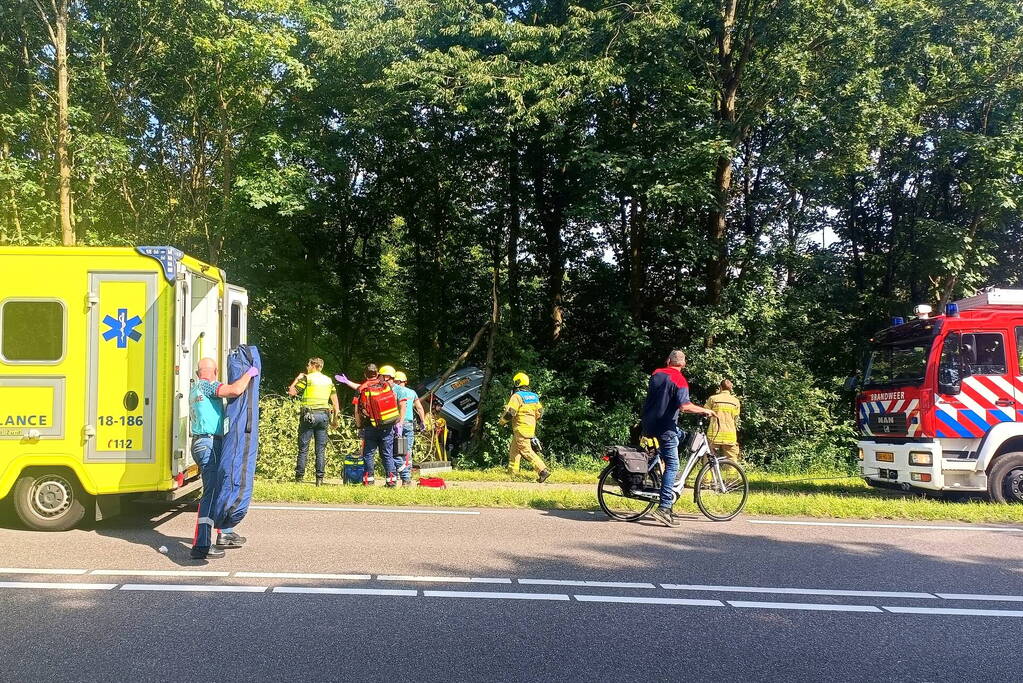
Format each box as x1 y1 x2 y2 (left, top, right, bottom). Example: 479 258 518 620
499 372 551 483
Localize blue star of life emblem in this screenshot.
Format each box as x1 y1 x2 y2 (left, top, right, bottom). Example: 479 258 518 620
102 308 143 348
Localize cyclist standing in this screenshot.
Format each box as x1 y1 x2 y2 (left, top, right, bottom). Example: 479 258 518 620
641 350 715 527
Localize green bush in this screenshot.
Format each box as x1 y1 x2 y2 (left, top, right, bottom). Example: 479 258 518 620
256 394 439 480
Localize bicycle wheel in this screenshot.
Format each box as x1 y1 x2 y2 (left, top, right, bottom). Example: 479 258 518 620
693 459 748 521
597 463 656 521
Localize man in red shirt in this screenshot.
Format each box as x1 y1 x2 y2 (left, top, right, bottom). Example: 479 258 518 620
641 350 714 527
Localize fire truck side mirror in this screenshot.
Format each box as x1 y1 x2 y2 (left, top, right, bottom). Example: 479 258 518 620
843 375 859 393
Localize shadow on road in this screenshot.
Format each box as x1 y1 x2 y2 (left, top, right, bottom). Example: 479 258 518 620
86 500 200 567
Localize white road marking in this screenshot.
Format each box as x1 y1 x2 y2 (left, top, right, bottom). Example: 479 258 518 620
729 600 882 613
520 579 657 589
378 575 512 584
661 583 935 599
236 572 372 580
273 587 417 596
91 570 231 578
119 584 268 593
249 505 479 516
0 568 87 575
424 590 570 601
574 595 723 607
883 606 1023 618
748 520 1021 532
0 581 116 591
936 593 1023 603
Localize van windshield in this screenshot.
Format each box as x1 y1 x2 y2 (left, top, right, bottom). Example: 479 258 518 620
864 338 935 387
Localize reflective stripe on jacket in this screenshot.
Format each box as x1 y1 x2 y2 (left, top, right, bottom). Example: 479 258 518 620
297 371 336 409
504 390 543 438
706 390 740 444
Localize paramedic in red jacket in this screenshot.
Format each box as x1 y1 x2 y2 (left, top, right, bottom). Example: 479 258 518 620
640 350 714 528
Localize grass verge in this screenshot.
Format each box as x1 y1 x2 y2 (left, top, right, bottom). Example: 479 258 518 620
253 477 1023 524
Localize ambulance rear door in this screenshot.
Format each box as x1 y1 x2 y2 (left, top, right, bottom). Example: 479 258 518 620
224 285 248 357
171 266 192 477
86 273 157 463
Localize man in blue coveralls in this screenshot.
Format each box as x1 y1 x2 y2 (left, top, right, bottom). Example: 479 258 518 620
190 357 258 560
640 350 714 528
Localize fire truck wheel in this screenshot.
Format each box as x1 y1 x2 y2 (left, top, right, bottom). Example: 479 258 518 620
987 453 1023 504
12 469 90 531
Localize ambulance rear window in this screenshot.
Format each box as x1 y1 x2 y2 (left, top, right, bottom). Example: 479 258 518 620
1 300 65 363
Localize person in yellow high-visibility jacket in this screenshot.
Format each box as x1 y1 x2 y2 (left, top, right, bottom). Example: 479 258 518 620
287 357 340 485
706 379 741 461
499 372 551 483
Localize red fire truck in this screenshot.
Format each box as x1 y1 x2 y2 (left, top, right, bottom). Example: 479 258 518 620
856 289 1023 503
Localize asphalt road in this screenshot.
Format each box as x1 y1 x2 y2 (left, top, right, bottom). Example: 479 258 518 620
1 502 1021 682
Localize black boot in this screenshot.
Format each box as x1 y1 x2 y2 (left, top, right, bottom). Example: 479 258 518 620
295 474 303 483
316 476 323 486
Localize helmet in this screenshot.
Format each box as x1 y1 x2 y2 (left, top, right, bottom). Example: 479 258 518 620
512 372 530 388
393 371 408 382
379 365 396 377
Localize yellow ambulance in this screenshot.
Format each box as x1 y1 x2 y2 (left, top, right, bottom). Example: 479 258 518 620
0 246 249 530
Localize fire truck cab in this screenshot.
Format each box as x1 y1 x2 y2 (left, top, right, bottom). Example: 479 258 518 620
856 289 1023 503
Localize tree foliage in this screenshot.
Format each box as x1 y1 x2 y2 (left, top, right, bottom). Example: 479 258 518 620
2 0 1021 468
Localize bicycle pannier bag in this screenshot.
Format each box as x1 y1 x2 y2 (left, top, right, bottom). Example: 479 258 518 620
610 446 650 474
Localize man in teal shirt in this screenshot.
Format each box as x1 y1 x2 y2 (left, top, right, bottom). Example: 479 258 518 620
189 357 258 560
392 371 426 485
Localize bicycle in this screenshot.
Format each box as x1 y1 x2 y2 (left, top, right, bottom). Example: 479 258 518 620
597 420 749 522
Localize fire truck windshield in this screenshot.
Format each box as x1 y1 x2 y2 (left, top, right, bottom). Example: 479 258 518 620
864 338 935 387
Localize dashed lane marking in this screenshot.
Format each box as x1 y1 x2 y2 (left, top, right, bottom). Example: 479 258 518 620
236 572 372 580
574 595 722 607
520 579 657 589
661 584 936 600
249 505 480 516
273 587 417 596
883 606 1023 618
91 570 231 578
378 575 512 584
935 593 1023 603
424 590 570 601
729 600 882 613
6 581 1023 617
120 584 268 593
748 520 1022 532
0 568 87 575
0 581 116 590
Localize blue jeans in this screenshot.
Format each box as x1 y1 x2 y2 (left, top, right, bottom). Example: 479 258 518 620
363 424 395 478
192 435 225 550
296 410 329 478
396 422 415 482
656 427 681 509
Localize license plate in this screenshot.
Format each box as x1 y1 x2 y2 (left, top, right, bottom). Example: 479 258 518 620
876 451 894 462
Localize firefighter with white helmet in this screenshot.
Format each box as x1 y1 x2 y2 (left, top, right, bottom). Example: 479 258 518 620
499 372 551 483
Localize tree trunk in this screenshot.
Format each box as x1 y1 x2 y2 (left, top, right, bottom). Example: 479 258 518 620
49 0 74 245
627 194 647 322
529 135 566 345
506 131 521 332
471 256 501 454
699 0 740 306
210 82 232 265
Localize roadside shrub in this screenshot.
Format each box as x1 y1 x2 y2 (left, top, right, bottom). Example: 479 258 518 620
256 394 438 480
